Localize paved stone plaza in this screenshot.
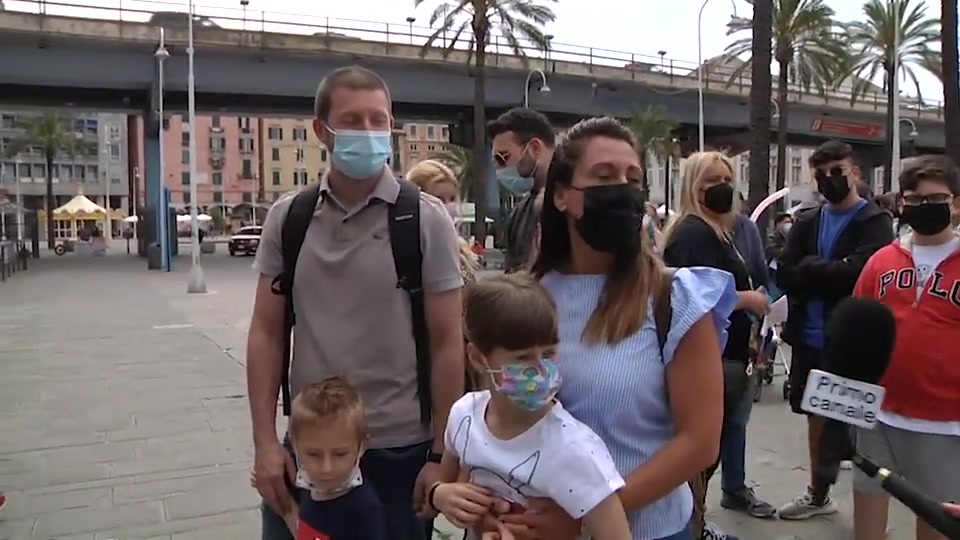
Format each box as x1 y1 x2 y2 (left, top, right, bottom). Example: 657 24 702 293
0 251 921 539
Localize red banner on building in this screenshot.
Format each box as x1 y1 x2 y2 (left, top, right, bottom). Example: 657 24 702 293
811 118 883 138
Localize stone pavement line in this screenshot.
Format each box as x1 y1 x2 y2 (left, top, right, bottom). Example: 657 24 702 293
0 254 924 540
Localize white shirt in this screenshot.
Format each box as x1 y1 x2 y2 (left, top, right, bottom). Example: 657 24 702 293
445 391 625 520
879 236 960 436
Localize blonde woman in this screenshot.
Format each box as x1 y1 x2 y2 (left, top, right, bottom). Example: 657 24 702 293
406 159 479 284
662 151 774 540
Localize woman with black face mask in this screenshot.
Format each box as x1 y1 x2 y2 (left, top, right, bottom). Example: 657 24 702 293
513 118 735 540
662 151 776 540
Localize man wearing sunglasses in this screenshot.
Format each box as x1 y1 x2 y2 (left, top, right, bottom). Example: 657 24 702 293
775 140 895 520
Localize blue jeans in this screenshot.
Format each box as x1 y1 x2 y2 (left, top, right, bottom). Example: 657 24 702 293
720 372 756 493
261 437 434 540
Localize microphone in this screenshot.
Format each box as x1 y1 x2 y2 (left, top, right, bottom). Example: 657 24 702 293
804 297 960 540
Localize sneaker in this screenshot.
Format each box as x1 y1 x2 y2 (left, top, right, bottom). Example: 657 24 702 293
701 522 739 540
721 487 777 518
778 486 838 520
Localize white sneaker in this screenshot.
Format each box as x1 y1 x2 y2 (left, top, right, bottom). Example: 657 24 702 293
778 487 838 520
701 522 739 540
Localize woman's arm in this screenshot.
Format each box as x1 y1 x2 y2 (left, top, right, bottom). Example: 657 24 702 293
616 314 724 511
582 494 632 540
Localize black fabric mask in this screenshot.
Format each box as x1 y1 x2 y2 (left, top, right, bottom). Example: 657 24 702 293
702 183 735 214
573 184 645 256
815 171 852 204
901 203 953 236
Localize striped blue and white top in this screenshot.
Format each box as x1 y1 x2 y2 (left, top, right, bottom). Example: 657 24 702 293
541 267 737 540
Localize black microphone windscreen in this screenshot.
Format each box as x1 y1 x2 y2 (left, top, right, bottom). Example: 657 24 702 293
822 297 897 384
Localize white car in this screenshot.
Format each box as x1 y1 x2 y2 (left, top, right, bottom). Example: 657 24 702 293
228 226 262 257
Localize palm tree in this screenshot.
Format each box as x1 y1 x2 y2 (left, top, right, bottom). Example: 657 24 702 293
841 0 941 193
724 0 844 213
414 0 556 244
747 0 775 230
942 0 960 160
627 106 678 205
2 113 85 249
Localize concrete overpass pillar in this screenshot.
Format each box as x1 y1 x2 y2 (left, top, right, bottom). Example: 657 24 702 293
144 96 172 270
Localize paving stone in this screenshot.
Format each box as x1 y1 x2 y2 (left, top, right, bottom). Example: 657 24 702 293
33 501 164 538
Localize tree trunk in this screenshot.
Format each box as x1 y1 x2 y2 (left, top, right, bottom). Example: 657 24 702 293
45 151 56 250
471 30 488 245
748 0 774 233
775 60 789 218
882 67 896 193
639 149 649 193
663 154 672 211
942 0 960 160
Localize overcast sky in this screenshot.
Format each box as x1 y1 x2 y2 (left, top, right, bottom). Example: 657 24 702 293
8 0 946 102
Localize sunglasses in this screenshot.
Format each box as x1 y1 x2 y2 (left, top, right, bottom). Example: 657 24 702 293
814 167 845 182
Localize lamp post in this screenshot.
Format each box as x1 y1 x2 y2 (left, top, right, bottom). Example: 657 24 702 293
155 29 169 270
657 50 667 70
406 16 415 45
523 69 551 108
186 0 206 293
697 0 739 151
240 0 249 32
890 0 903 188
14 158 22 242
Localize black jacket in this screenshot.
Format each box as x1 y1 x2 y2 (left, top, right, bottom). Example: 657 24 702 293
777 200 894 347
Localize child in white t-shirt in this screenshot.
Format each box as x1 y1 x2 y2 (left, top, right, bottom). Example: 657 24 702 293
424 274 631 540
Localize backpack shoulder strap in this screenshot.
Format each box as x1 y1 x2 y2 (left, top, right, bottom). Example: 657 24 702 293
388 179 433 425
273 184 321 416
654 267 677 358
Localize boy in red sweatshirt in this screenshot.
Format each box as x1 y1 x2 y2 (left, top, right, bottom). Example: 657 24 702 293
852 154 960 540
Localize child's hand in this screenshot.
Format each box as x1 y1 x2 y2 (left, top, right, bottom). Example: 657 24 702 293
945 502 960 518
481 522 516 540
434 482 495 528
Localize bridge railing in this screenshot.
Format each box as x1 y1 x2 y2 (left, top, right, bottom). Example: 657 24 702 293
3 0 945 120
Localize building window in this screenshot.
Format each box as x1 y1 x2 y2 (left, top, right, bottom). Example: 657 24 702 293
271 170 281 185
212 172 223 185
409 144 418 152
295 148 304 162
182 149 189 164
427 125 435 139
181 172 190 185
239 117 252 133
239 138 254 154
181 132 189 147
268 126 283 141
241 159 253 179
109 143 121 160
408 124 418 138
212 116 221 128
213 191 223 203
87 165 98 179
183 191 191 204
108 124 121 140
242 192 252 203
320 148 328 162
293 127 308 141
791 156 802 185
427 145 436 152
210 137 225 152
272 147 280 161
441 126 449 140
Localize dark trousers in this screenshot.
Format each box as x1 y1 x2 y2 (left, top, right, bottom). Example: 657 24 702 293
261 437 434 540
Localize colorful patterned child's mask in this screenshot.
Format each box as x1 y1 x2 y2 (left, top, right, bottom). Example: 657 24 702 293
488 359 562 411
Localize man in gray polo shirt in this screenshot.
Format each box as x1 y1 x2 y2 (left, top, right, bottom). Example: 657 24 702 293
247 66 465 540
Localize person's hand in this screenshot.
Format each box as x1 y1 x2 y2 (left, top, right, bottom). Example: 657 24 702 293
433 482 495 528
944 502 960 518
498 498 580 540
740 290 770 316
253 438 296 516
481 522 516 540
412 461 443 514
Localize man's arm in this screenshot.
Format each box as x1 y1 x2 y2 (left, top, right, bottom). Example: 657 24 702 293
420 197 466 451
247 198 292 446
799 212 895 300
776 216 812 299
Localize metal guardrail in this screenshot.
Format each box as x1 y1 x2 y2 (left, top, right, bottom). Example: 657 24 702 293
1 0 945 120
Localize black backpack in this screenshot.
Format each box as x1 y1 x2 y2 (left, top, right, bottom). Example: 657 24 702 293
270 179 433 425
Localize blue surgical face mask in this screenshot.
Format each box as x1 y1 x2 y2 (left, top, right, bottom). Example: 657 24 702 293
328 128 392 180
497 146 537 195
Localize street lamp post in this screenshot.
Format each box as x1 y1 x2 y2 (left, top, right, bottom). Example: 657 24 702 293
890 2 904 187
186 0 206 294
697 0 739 152
406 16 415 45
523 69 551 108
155 29 169 270
14 158 23 242
240 0 249 32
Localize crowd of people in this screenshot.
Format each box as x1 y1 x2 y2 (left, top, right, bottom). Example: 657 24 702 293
243 64 960 540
